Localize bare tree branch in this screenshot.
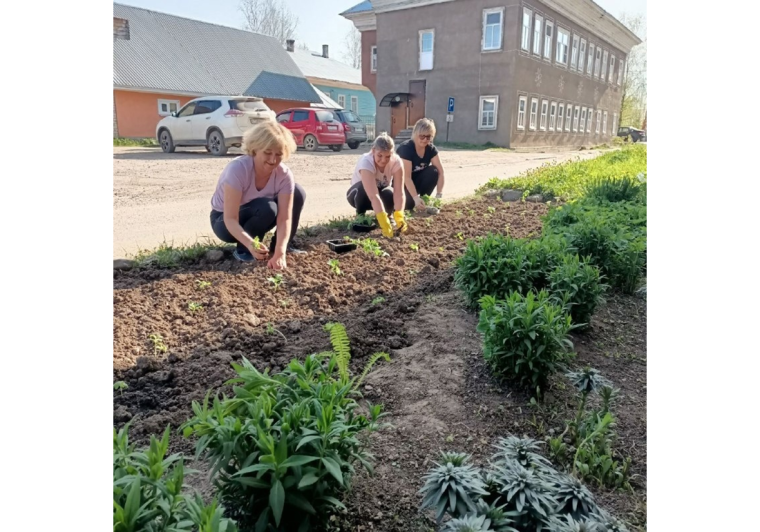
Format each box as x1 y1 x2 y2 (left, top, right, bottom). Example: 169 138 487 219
341 26 361 69
239 0 298 44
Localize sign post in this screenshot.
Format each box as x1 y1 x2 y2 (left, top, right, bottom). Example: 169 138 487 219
446 97 455 142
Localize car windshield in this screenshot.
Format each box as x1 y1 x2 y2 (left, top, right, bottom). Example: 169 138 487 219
316 110 335 122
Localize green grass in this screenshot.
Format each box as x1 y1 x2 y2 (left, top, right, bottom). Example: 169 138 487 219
436 141 511 152
477 145 646 201
113 137 159 147
128 238 232 268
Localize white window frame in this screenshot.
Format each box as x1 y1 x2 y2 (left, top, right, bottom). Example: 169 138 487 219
596 110 602 134
482 7 504 51
594 47 602 78
579 107 587 133
521 8 532 51
539 99 548 130
601 49 609 80
549 101 557 131
612 112 618 135
516 95 527 130
157 99 180 116
371 46 377 72
579 38 587 74
572 105 580 132
587 43 595 76
543 20 554 60
350 96 359 114
570 34 580 70
556 27 569 65
479 95 499 130
565 104 573 131
618 59 625 85
586 108 593 132
529 97 538 131
603 111 608 134
609 55 615 83
337 94 346 108
419 29 434 71
533 14 543 56
557 103 565 132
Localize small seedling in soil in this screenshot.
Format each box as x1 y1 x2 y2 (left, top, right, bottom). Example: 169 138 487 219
279 299 291 308
455 210 463 218
265 322 287 342
267 274 284 290
421 194 442 209
346 237 388 257
371 296 386 306
148 333 167 354
410 243 419 252
188 301 203 313
425 294 437 303
445 434 455 443
438 247 444 252
487 206 496 214
455 232 464 241
113 381 128 395
409 268 418 275
328 259 343 276
468 209 476 216
195 280 212 290
424 218 432 227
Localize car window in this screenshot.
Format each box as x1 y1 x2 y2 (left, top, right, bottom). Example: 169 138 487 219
316 110 335 122
292 110 310 122
229 98 267 111
342 111 360 122
194 100 222 115
276 112 291 123
177 103 196 117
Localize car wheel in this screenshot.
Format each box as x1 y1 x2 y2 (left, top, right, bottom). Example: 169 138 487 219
159 130 175 153
347 141 359 150
303 134 318 152
330 144 343 152
207 130 228 156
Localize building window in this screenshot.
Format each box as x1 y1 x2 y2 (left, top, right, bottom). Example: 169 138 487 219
579 39 587 73
351 96 359 113
586 109 593 132
544 21 554 60
603 111 608 134
557 104 565 132
596 110 602 133
549 101 557 131
612 112 618 135
521 8 532 51
516 95 527 130
158 99 180 116
580 107 587 133
419 29 434 70
594 47 602 78
601 49 609 80
482 8 504 51
609 55 615 83
540 100 548 130
565 104 573 131
587 44 595 76
570 34 580 70
556 28 569 65
371 46 377 72
479 96 498 130
573 105 580 132
533 15 543 55
529 97 538 130
618 59 625 85
337 94 346 108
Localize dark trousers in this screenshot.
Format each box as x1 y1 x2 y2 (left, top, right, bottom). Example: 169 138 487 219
346 166 439 214
210 183 306 253
403 166 439 210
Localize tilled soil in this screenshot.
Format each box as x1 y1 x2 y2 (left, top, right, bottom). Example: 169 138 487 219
113 195 646 531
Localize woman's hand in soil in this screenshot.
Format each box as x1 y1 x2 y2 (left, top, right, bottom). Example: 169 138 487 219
249 241 269 261
376 212 394 238
413 195 426 212
393 211 408 234
267 251 287 270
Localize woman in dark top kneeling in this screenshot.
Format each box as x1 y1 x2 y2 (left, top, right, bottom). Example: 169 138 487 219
395 118 446 211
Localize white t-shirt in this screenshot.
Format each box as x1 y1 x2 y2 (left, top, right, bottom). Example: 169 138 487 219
350 152 403 189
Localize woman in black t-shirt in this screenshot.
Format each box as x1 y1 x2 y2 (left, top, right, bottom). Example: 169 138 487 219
395 118 446 211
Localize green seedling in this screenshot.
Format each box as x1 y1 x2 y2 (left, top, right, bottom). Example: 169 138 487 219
188 301 204 313
279 299 291 308
455 210 463 218
455 232 464 241
148 333 167 354
468 209 476 216
195 280 212 290
424 218 432 227
346 237 388 257
487 206 496 214
438 247 444 252
371 296 386 306
421 194 442 209
265 322 287 342
113 381 128 395
267 274 284 290
409 243 419 252
328 259 342 276
409 268 418 275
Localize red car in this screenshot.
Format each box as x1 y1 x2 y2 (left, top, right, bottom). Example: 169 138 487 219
275 108 346 152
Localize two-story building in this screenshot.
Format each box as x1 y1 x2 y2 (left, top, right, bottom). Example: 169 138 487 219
341 0 641 148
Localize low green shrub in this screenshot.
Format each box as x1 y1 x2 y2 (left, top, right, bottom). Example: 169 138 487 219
585 175 643 204
477 291 574 393
548 255 606 326
113 424 238 532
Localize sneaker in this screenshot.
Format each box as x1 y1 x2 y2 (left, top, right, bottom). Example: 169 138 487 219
233 249 255 262
287 245 307 255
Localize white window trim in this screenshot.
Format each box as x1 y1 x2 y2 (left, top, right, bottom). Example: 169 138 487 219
579 107 587 133
539 99 548 131
549 101 557 131
371 46 377 72
543 20 554 61
578 38 586 74
533 14 543 56
521 8 532 52
609 54 615 83
157 98 180 116
556 27 569 67
482 7 504 51
612 112 618 135
596 110 602 134
557 103 565 132
572 105 580 132
586 109 593 132
565 104 573 131
570 34 580 70
594 47 602 78
587 43 595 76
618 59 625 85
603 111 608 134
479 95 499 130
337 94 346 108
529 97 538 131
516 95 527 130
350 95 359 113
601 49 609 81
419 29 435 71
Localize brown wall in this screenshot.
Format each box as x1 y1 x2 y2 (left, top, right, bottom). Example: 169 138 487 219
361 30 377 96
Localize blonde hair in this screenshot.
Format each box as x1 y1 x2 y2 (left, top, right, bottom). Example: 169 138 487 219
372 132 395 152
412 118 436 140
243 120 297 160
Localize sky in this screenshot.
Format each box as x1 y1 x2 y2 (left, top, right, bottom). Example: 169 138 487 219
115 0 646 67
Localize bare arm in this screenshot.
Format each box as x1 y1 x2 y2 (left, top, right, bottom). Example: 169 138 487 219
360 169 387 214
392 166 405 212
267 191 293 270
431 155 445 195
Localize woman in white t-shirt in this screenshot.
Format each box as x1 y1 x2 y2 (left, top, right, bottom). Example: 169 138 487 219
345 133 408 238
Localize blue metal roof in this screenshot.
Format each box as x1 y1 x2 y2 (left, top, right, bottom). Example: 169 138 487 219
341 1 373 15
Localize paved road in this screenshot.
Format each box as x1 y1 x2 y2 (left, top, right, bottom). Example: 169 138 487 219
113 146 603 258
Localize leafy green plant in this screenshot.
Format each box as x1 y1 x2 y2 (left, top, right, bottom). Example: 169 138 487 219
477 292 574 393
371 296 386 306
491 462 556 530
421 194 443 209
410 243 420 252
196 280 212 290
344 237 388 257
264 322 287 342
149 333 168 354
441 514 497 532
181 353 386 531
547 473 597 521
279 299 291 308
585 175 642 203
328 259 342 276
492 436 552 470
487 206 496 214
188 301 204 313
114 381 128 395
349 213 376 228
419 455 489 522
113 424 238 532
548 255 606 326
456 232 465 240
267 274 284 290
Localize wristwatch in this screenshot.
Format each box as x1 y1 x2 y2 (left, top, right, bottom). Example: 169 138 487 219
436 193 443 199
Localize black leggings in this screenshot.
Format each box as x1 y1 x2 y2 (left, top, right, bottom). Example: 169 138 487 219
210 183 306 253
346 166 439 214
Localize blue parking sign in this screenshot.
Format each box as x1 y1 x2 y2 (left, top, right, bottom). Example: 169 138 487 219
448 97 455 113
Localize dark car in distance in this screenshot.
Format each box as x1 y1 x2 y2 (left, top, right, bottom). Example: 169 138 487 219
330 109 368 149
617 126 646 143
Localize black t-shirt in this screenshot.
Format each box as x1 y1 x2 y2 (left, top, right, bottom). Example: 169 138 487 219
396 139 438 174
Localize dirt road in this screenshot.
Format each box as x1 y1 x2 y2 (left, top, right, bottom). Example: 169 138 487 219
113 146 603 258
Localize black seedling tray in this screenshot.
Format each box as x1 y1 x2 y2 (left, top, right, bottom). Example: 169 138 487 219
327 239 357 253
350 222 376 233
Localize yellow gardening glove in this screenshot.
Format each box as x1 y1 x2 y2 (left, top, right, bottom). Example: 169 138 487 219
393 210 408 234
376 212 394 238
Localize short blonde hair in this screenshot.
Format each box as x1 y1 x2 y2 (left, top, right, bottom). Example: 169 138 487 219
412 118 436 140
372 132 395 152
242 120 297 160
